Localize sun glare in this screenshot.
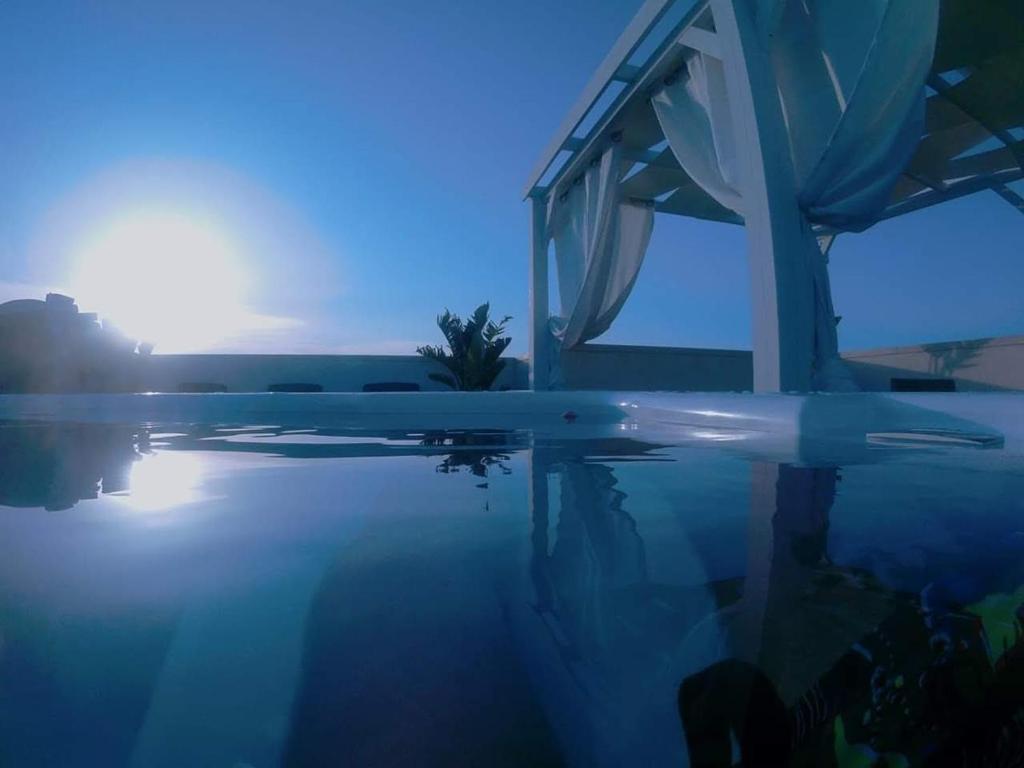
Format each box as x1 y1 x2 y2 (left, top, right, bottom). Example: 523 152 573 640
69 210 258 351
117 450 206 514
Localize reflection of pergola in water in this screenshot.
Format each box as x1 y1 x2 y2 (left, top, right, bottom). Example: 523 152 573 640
524 0 1024 392
528 451 869 696
526 449 1019 763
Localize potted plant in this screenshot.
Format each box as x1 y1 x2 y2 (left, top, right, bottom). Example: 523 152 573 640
417 303 512 391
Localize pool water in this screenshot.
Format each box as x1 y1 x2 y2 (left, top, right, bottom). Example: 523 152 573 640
0 416 1022 767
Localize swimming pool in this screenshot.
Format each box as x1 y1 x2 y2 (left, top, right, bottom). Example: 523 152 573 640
0 392 1022 766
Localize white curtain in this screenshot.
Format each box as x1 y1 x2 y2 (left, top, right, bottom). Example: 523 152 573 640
547 143 654 355
652 52 743 215
652 0 938 389
773 0 938 229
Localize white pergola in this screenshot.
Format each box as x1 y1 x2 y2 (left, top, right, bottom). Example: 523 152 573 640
524 0 1024 393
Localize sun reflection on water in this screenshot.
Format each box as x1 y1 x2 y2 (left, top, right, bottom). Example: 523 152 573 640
114 451 206 513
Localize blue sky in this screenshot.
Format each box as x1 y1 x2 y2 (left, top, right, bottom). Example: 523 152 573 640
0 0 1021 355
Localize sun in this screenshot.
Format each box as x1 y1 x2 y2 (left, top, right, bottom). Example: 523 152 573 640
68 210 255 351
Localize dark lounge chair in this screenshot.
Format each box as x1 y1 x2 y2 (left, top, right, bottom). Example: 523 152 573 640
268 382 324 393
361 382 420 392
890 378 956 392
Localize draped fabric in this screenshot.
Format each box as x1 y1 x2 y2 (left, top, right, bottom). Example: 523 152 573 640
652 0 939 389
773 0 939 230
546 143 654 384
652 53 743 215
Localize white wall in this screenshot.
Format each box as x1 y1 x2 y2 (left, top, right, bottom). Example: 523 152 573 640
134 334 1024 394
140 354 529 393
562 343 753 391
558 335 1024 392
842 335 1024 392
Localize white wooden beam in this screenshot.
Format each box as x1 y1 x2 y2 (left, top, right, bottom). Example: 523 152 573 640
816 233 836 258
880 167 1024 222
677 25 721 58
612 63 643 83
522 0 678 199
929 73 1024 168
993 183 1024 215
529 2 713 205
712 0 816 392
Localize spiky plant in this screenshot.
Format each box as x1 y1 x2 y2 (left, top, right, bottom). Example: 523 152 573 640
416 303 512 391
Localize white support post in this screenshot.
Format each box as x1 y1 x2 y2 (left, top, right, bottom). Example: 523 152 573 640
712 0 816 393
529 196 550 390
677 26 722 58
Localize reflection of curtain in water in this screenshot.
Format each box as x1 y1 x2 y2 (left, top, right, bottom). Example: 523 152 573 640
524 452 731 767
543 461 647 655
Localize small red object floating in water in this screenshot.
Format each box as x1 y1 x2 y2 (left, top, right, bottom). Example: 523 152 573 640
562 411 578 423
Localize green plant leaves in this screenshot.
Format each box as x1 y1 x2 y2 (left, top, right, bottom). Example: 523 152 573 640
416 303 511 391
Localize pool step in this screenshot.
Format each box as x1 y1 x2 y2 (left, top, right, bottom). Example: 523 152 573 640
866 428 1004 449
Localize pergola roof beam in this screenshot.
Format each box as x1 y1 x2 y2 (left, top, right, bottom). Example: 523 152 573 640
526 0 1024 223
902 170 947 194
612 63 643 83
623 145 680 169
945 141 1024 180
928 71 1024 167
909 120 996 180
521 0 684 199
924 94 977 134
523 0 711 201
677 25 721 58
656 183 742 224
866 168 1024 225
619 162 691 200
888 175 930 203
993 183 1024 215
616 100 671 153
933 0 1024 72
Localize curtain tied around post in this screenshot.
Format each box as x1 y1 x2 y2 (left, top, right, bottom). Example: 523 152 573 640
651 0 939 390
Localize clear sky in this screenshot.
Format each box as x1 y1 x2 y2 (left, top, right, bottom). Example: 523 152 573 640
0 1 1021 355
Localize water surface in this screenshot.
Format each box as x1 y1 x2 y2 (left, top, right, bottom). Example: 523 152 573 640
1 420 1022 767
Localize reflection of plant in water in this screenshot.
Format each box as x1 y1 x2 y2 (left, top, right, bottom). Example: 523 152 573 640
967 584 1024 664
421 431 513 481
434 451 512 479
808 590 1024 766
680 580 1024 767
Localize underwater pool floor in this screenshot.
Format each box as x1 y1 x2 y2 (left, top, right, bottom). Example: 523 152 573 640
0 394 1022 766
